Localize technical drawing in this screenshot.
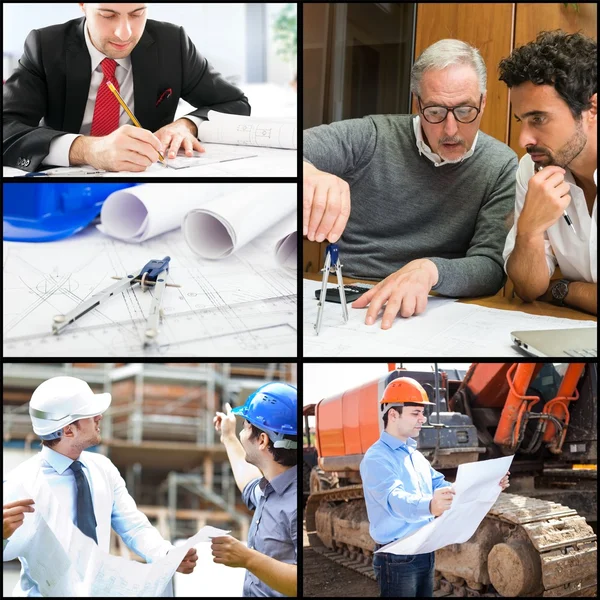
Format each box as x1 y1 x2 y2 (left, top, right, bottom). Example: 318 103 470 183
4 228 297 357
303 279 594 358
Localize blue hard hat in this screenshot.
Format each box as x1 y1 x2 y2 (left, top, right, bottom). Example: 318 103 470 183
3 183 138 242
232 382 297 449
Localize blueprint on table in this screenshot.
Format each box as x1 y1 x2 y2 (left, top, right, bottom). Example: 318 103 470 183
3 229 297 357
303 279 595 357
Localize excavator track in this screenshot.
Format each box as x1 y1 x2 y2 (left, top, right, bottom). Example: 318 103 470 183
305 488 597 597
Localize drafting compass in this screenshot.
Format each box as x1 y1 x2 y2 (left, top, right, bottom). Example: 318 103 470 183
314 243 348 335
52 257 177 347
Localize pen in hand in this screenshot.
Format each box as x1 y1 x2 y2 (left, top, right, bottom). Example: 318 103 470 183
106 81 166 164
535 163 576 235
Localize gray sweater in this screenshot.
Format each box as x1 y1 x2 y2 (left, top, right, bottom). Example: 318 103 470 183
304 115 518 297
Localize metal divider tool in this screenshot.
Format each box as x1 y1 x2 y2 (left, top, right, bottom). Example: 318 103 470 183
314 243 348 335
52 257 179 346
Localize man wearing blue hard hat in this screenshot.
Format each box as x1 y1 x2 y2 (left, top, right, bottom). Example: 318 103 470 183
212 382 297 597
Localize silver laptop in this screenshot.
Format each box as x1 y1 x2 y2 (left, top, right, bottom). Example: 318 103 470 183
511 327 597 357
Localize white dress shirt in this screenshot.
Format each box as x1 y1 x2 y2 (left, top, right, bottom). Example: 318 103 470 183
45 22 202 167
413 114 479 166
503 153 597 283
3 445 174 596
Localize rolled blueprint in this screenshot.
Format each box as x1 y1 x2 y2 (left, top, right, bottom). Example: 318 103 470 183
182 183 296 260
270 212 297 274
197 110 297 150
98 183 241 242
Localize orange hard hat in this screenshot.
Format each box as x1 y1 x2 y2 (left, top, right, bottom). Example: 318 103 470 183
380 377 435 406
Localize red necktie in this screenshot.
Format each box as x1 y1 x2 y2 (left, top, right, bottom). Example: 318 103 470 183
90 58 120 137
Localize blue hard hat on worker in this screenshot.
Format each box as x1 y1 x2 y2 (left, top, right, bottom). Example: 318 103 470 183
231 382 297 450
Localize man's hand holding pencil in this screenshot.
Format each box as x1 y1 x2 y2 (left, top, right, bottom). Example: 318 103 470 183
69 81 203 172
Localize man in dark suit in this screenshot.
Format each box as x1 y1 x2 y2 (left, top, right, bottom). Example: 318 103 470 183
3 3 251 172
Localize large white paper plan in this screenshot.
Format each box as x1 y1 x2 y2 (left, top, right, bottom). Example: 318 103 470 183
377 455 514 555
20 460 230 597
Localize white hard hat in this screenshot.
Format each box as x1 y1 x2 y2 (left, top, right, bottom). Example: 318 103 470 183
29 376 111 439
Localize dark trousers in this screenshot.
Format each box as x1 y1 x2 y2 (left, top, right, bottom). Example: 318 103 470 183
373 544 434 598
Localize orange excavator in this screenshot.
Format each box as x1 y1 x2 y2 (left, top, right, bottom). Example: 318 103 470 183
304 363 597 597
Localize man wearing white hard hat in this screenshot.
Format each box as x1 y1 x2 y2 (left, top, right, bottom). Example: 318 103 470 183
2 376 198 596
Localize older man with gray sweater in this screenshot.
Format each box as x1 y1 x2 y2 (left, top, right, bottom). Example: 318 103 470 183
303 39 518 330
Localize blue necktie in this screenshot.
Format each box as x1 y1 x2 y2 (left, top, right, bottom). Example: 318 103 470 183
69 461 98 544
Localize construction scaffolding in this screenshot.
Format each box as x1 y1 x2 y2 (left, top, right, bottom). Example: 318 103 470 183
3 362 297 557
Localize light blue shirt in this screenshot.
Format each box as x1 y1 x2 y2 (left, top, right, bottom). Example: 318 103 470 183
3 445 173 596
241 467 297 597
360 431 451 546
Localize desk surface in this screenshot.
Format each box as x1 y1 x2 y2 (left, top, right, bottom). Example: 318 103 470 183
304 273 596 322
3 143 297 178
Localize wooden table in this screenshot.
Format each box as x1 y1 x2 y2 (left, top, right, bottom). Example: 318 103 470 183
303 273 596 323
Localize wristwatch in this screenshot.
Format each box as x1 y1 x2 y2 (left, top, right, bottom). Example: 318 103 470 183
550 279 570 306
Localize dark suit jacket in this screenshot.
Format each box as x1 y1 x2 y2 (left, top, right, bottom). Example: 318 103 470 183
3 17 251 171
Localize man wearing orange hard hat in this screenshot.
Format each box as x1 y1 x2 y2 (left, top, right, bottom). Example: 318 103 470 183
360 377 455 597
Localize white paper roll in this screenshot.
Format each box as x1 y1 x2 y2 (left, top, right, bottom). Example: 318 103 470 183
275 231 297 273
197 110 297 150
97 183 297 270
269 212 297 274
182 183 296 259
98 183 242 242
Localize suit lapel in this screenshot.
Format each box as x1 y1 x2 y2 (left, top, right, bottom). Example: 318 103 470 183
65 18 92 133
131 27 158 131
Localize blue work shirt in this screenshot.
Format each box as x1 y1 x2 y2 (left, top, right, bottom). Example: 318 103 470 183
241 466 297 597
360 431 451 546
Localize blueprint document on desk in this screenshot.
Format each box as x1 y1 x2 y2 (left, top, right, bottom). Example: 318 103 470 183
377 455 514 556
303 279 595 357
159 145 257 170
3 229 297 357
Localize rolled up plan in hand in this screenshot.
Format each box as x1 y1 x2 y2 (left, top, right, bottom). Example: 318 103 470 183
182 183 296 259
98 183 240 242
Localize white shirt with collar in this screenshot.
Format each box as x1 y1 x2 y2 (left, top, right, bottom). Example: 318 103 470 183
502 153 597 284
412 114 479 167
45 22 202 167
3 445 174 596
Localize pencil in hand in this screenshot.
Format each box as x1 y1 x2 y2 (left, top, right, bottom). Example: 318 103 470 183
106 81 166 163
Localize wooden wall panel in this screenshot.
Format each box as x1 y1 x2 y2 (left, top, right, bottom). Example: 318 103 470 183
413 3 514 145
508 3 598 158
303 237 323 274
303 4 332 130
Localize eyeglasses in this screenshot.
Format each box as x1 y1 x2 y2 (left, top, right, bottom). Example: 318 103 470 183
418 94 483 124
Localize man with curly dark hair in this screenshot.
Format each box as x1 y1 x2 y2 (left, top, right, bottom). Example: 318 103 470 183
498 30 597 315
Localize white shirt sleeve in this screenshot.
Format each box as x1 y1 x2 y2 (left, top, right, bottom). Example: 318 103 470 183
45 134 83 167
502 154 557 278
180 115 204 138
107 460 174 562
2 478 38 562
